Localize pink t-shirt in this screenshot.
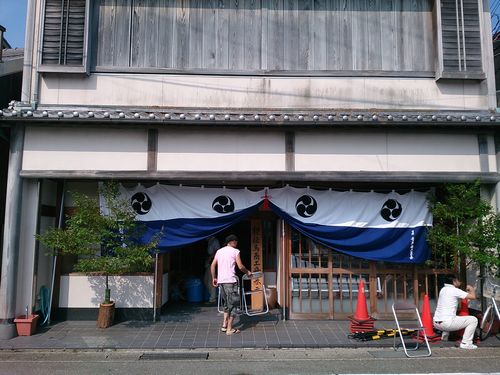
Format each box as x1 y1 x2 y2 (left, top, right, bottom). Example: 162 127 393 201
214 245 240 284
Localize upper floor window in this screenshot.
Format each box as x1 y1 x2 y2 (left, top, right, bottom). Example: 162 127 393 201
437 0 484 80
40 0 90 73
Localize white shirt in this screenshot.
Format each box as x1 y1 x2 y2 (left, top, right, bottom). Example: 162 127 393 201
433 283 468 321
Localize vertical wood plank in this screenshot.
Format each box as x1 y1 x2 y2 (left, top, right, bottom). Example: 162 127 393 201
244 0 261 70
202 0 217 69
228 0 244 69
380 0 395 71
326 0 338 70
312 0 327 70
158 0 175 68
216 0 230 69
394 0 404 72
339 0 352 70
188 0 203 68
174 0 189 69
284 0 299 70
298 0 312 70
401 0 413 71
367 0 381 69
261 0 268 70
114 0 132 66
95 0 111 66
89 0 102 66
352 0 368 70
267 0 284 70
421 0 434 71
131 0 146 67
148 1 161 67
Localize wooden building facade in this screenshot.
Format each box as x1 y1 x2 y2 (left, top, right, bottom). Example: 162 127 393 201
0 0 499 335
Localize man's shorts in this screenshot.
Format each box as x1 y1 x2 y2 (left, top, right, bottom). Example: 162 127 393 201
220 282 240 316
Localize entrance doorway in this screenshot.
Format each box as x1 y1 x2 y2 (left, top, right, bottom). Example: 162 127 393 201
165 213 279 310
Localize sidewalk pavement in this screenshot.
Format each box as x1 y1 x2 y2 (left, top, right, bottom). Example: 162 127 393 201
1 308 498 351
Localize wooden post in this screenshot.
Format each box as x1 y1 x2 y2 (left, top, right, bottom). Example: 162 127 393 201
250 219 263 310
369 262 377 315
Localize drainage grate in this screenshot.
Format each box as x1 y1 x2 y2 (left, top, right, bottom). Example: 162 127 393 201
139 352 209 360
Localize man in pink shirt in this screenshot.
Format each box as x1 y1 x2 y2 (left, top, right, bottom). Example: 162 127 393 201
211 234 252 335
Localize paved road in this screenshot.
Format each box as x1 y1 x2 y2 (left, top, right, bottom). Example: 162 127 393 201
0 347 499 375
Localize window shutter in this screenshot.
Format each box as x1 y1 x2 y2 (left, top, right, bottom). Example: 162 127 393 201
40 0 89 72
438 0 484 80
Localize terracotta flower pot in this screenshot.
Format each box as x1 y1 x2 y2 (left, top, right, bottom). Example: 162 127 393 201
13 314 39 336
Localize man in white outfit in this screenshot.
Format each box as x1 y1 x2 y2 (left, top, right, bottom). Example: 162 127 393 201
433 275 478 349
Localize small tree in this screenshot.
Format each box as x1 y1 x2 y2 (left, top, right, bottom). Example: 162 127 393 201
37 182 160 304
427 181 500 282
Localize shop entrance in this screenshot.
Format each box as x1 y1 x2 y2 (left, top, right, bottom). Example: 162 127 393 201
165 212 278 310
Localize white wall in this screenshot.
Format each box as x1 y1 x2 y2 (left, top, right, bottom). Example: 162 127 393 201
59 274 168 308
294 132 482 172
22 128 487 174
22 127 149 171
157 129 286 171
38 74 490 111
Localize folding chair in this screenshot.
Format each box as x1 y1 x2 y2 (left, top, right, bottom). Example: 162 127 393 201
241 272 269 316
392 301 432 358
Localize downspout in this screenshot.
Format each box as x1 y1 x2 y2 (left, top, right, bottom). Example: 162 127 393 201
20 0 36 107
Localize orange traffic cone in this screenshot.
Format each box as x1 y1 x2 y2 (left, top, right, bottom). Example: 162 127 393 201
457 298 469 316
349 280 376 333
455 298 469 339
419 294 440 342
353 280 370 321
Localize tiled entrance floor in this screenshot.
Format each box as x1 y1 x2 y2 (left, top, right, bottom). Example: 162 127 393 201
1 303 498 350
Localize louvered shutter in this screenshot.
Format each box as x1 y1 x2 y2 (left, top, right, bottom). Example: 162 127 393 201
40 0 89 72
438 0 484 79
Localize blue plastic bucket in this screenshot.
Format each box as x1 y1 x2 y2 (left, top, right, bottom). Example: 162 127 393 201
185 278 204 303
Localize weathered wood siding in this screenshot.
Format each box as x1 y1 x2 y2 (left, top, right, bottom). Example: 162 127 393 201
91 0 435 73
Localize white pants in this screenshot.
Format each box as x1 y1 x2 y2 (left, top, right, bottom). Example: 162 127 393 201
433 315 478 344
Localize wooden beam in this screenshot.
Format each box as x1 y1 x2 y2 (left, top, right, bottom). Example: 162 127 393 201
19 170 500 183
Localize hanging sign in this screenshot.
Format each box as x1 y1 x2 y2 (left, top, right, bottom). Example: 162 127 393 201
105 184 432 263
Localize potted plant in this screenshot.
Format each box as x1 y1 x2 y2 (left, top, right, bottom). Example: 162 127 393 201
37 182 160 328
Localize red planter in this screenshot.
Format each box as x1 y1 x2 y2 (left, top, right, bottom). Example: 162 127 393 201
13 314 39 336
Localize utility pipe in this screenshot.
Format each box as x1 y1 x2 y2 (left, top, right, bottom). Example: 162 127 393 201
21 0 36 104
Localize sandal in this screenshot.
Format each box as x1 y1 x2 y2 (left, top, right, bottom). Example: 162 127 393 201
226 328 240 336
220 327 227 332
